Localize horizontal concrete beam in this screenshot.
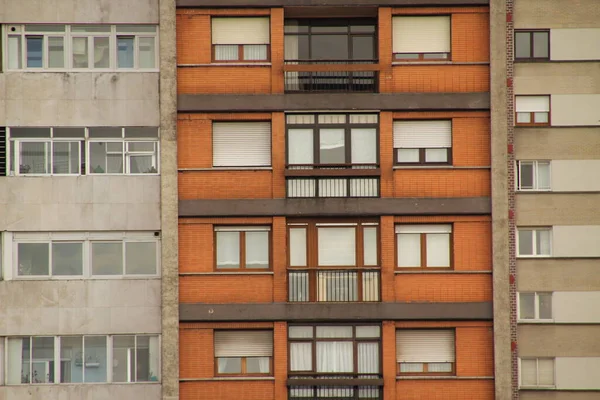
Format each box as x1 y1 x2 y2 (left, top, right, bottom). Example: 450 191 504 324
178 93 490 113
177 0 488 7
179 302 493 322
178 197 491 217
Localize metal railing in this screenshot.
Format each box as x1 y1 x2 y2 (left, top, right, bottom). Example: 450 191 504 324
284 71 377 93
288 269 381 302
285 165 380 198
288 374 383 400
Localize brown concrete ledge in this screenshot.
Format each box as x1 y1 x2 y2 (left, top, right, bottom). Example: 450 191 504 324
178 197 491 217
177 0 488 7
178 93 490 113
179 302 493 322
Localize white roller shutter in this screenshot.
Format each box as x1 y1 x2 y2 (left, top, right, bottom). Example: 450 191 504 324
393 16 451 53
396 330 455 363
214 331 273 357
396 224 452 234
212 18 270 45
213 122 271 167
515 96 550 112
393 121 452 149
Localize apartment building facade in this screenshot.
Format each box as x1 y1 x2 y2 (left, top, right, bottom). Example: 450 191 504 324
0 0 178 399
176 1 498 399
508 0 600 399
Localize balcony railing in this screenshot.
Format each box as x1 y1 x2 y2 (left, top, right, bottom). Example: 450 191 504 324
284 60 379 93
288 375 383 400
288 269 381 302
285 165 380 198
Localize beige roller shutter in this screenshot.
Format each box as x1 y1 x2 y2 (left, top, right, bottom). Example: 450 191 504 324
515 96 550 112
214 331 273 357
212 17 270 45
393 121 452 149
392 16 451 54
396 330 455 363
213 122 271 167
395 224 452 234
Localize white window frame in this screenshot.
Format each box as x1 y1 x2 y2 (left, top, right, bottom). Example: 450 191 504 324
517 292 553 322
516 227 552 258
3 24 158 72
516 160 551 191
10 232 161 280
10 138 82 176
518 358 555 388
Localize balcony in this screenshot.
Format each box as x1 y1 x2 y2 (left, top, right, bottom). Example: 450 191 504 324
285 165 380 198
284 61 378 93
288 269 381 302
288 375 383 400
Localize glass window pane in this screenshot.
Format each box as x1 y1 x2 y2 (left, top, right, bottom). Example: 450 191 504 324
538 359 554 385
112 336 135 383
289 326 313 338
246 357 270 373
316 326 353 338
310 35 348 60
89 128 123 138
352 36 375 60
318 270 357 301
72 37 89 68
515 32 531 58
519 162 534 189
517 112 531 123
53 141 80 174
536 230 551 255
11 128 51 138
319 129 345 164
215 45 238 61
128 142 155 152
244 44 267 61
129 155 156 174
136 336 155 382
397 233 421 267
53 128 85 138
11 338 31 384
48 37 64 68
216 231 240 269
52 242 83 276
533 32 549 58
316 341 353 372
356 326 380 338
426 233 450 267
289 228 307 267
26 36 43 68
71 25 111 33
217 358 242 374
395 53 420 60
397 148 419 163
91 242 123 275
117 37 135 68
534 112 548 123
518 230 533 256
400 363 423 372
363 227 377 266
116 25 157 33
351 128 376 164
288 129 314 165
429 362 452 372
93 37 110 68
358 342 379 374
20 142 49 174
83 336 107 383
537 162 551 189
32 337 55 383
60 336 83 383
125 242 157 275
519 293 535 319
318 227 356 266
124 128 159 138
139 37 156 68
18 243 49 276
538 293 552 319
425 148 448 163
245 231 269 269
89 142 123 174
8 36 22 69
521 359 537 386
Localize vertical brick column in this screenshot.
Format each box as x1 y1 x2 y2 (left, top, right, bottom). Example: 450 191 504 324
380 216 396 302
382 321 397 400
272 216 288 302
378 8 393 93
272 112 286 199
270 8 285 94
274 322 289 400
379 112 394 198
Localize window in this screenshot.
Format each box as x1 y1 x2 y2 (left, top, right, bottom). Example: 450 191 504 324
211 18 270 62
7 127 159 176
212 122 271 167
284 19 376 62
288 325 380 377
517 228 551 257
392 16 450 61
5 24 157 70
396 225 451 269
520 358 555 388
515 30 550 61
517 161 550 191
519 292 552 321
214 331 273 376
214 226 270 270
396 330 455 375
287 114 378 167
393 120 452 165
11 232 159 279
515 96 550 126
5 335 159 384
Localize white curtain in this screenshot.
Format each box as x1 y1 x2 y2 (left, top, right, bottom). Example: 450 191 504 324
215 45 238 61
351 128 376 164
358 343 379 374
20 142 48 174
148 336 160 380
426 234 450 267
363 227 377 266
316 342 353 373
537 230 551 255
397 233 421 267
257 357 270 373
520 359 537 386
244 44 267 60
288 129 313 165
129 155 154 174
290 343 312 371
318 227 356 266
8 36 21 69
216 232 239 268
284 35 299 89
289 228 307 267
7 338 24 384
245 231 269 268
537 162 551 189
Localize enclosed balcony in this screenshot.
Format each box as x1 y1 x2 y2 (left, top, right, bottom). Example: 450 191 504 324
286 166 380 198
288 268 381 302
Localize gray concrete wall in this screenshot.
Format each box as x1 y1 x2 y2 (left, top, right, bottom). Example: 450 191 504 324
514 63 600 95
516 194 600 225
0 280 161 335
518 325 600 357
514 0 600 29
0 73 159 127
0 176 160 231
518 259 600 291
0 384 161 400
514 127 600 160
0 0 158 23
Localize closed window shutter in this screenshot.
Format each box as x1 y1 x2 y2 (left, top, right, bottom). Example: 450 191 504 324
214 331 273 357
396 330 455 363
0 127 6 176
392 16 451 53
393 121 451 149
395 224 452 234
213 122 271 167
515 96 550 112
212 18 270 45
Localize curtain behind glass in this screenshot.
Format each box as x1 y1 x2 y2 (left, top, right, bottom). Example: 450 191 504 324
316 342 353 373
244 44 267 60
290 342 312 371
7 338 24 384
20 142 48 174
117 37 134 68
215 45 238 61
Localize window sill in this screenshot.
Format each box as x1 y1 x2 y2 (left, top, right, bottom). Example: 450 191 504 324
393 166 490 170
180 271 274 276
517 319 555 324
519 386 557 390
392 61 489 66
179 167 272 172
394 270 491 274
181 377 274 382
178 63 272 67
397 376 493 380
8 174 160 177
5 382 161 386
516 190 552 193
4 69 160 73
10 276 161 281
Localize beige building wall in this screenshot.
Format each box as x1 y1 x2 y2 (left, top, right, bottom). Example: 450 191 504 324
518 259 600 292
555 357 600 389
553 292 600 323
553 225 600 257
551 160 600 192
514 127 600 160
518 325 600 356
514 63 600 95
551 95 600 126
516 194 600 225
551 29 600 61
514 0 600 29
